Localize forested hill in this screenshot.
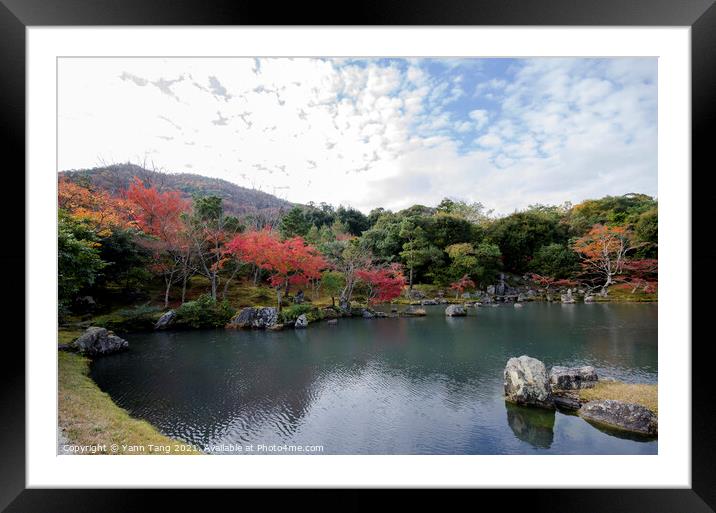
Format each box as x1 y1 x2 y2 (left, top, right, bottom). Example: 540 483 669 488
59 164 293 217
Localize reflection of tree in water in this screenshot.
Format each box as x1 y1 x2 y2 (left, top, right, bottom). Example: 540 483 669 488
505 402 555 449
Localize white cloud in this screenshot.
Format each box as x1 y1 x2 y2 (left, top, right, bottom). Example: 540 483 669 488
58 57 657 215
468 109 489 130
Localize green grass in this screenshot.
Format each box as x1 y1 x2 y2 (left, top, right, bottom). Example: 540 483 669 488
58 329 83 346
578 381 658 414
58 351 201 454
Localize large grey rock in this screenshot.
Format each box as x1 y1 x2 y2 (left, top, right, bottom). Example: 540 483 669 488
294 314 308 329
421 299 438 305
579 400 658 436
73 327 128 356
504 356 554 409
561 288 576 304
550 366 598 390
402 306 426 317
228 307 278 329
445 304 466 317
361 309 375 319
552 392 582 411
154 310 176 330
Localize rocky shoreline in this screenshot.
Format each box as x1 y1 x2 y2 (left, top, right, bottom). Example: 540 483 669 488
503 355 658 437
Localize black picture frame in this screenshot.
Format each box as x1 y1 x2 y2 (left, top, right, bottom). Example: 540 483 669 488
2 0 714 510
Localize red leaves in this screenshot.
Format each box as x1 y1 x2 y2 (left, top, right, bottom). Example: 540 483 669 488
126 177 189 242
226 229 327 288
356 263 405 304
449 275 475 297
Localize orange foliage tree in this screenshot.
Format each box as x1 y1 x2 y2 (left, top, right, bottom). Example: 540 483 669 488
572 224 639 295
58 177 133 236
449 275 476 299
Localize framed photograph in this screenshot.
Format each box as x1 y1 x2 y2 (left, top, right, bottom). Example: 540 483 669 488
4 0 715 510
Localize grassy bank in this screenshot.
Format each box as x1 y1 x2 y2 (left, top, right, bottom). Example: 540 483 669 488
58 350 201 454
578 381 658 414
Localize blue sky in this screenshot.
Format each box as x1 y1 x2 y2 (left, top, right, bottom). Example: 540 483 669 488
58 57 657 214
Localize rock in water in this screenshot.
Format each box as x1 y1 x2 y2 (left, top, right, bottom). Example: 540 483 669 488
514 303 524 308
561 288 576 304
154 310 176 330
227 307 278 329
294 314 308 329
552 393 582 411
403 307 427 317
579 400 657 436
504 355 554 409
550 366 598 390
73 327 128 356
445 304 467 317
362 309 375 319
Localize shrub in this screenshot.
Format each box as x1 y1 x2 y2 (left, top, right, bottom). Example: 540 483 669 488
93 304 163 332
278 304 321 324
175 294 234 329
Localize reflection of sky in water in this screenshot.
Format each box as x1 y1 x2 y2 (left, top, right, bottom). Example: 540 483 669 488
91 303 657 454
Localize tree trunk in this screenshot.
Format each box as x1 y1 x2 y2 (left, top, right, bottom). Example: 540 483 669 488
210 273 217 300
331 296 335 307
181 274 188 304
276 288 283 311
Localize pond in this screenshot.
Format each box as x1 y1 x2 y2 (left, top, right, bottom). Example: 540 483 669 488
90 302 658 454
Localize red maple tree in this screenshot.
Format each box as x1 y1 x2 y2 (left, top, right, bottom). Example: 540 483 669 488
126 177 191 307
449 275 476 298
356 263 405 305
226 229 327 309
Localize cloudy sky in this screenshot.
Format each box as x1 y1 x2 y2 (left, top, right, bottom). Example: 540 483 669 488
58 57 657 214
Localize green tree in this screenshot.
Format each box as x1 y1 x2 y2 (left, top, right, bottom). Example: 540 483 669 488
528 243 579 279
280 206 311 238
58 211 107 316
336 206 370 235
320 271 346 307
399 219 442 292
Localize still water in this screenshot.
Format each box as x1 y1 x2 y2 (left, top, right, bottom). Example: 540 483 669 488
90 303 658 454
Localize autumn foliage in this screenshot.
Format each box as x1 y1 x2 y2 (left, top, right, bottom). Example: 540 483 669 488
449 275 476 298
226 229 328 308
58 177 133 235
356 263 405 304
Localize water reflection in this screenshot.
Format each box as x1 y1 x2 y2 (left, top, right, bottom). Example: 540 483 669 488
505 402 555 449
90 303 657 454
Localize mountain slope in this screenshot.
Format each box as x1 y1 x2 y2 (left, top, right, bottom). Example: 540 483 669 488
59 164 293 217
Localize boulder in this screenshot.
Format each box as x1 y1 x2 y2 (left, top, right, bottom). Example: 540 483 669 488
504 356 554 409
362 309 375 319
73 327 128 356
445 304 466 317
421 299 438 305
390 306 398 313
267 323 284 331
403 306 426 317
294 314 308 329
327 319 338 325
154 310 176 330
293 290 305 304
584 295 596 303
407 289 426 299
227 307 278 329
552 392 582 411
486 285 496 295
561 288 576 304
579 400 658 436
514 303 524 308
550 366 598 390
